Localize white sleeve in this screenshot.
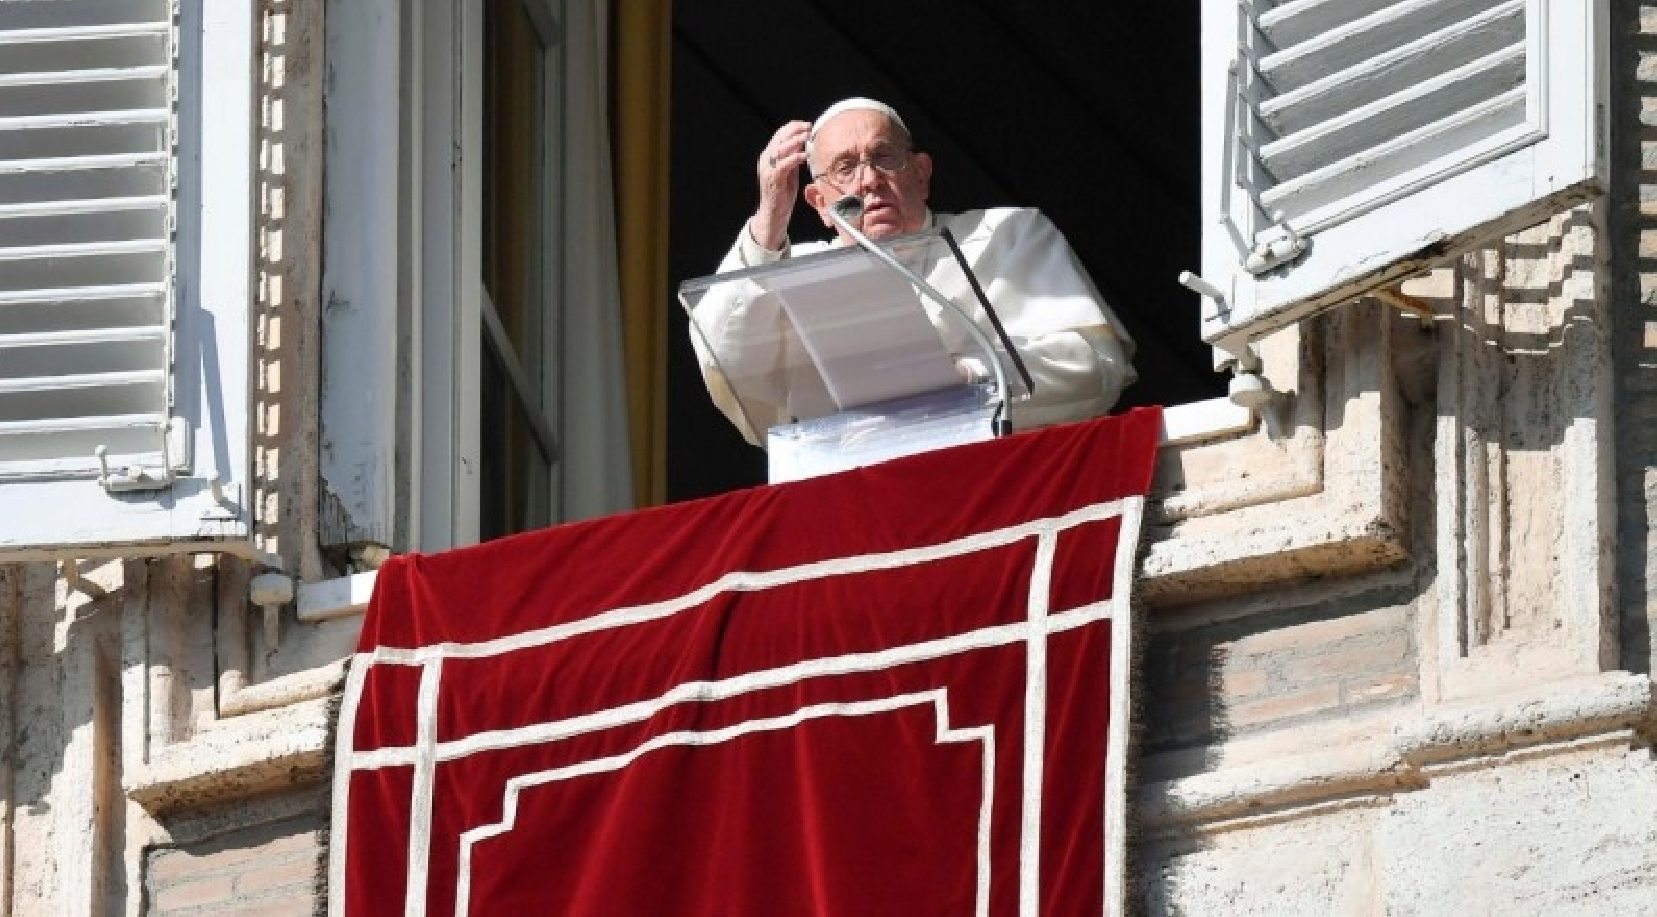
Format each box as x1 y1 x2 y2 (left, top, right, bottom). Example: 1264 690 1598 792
688 227 796 446
973 210 1138 429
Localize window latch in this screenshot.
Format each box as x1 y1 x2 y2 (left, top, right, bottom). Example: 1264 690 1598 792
94 445 173 493
93 418 184 493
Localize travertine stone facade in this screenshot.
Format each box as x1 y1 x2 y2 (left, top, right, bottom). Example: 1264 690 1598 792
1 1 1656 915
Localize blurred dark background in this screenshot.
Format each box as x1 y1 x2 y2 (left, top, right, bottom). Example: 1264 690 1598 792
665 1 1212 501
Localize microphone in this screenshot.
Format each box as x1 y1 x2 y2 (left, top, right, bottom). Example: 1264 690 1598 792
831 194 865 226
826 196 1014 437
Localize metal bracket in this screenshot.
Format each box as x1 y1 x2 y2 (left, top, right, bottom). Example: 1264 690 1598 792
1244 215 1309 275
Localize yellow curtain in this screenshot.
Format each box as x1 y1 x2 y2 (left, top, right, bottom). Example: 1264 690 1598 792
612 0 671 507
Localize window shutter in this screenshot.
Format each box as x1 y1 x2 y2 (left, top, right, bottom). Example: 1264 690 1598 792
0 0 256 557
1194 0 1606 351
0 0 174 480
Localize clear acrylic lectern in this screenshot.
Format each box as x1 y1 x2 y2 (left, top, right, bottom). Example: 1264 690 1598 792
680 228 1029 483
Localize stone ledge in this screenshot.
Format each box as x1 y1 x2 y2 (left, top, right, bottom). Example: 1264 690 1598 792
1138 671 1655 831
125 696 334 814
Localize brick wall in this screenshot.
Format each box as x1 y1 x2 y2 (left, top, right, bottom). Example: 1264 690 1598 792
1143 587 1418 753
144 812 324 917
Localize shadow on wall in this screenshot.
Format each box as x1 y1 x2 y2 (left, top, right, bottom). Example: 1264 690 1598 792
1613 0 1657 676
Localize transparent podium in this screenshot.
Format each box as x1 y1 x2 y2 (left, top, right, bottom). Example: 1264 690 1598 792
680 228 1030 483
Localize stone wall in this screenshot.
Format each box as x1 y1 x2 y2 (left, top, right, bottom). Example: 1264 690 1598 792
1141 741 1657 916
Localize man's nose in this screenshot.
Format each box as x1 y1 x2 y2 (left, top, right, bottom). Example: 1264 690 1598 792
854 161 883 194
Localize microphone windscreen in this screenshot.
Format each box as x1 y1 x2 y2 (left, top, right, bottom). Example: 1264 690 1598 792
832 195 865 223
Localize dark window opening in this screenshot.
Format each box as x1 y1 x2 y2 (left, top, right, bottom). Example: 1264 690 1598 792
665 1 1213 501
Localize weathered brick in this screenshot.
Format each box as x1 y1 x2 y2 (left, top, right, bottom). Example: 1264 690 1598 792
1226 604 1408 659
208 903 315 917
1277 633 1412 682
1217 665 1269 699
151 829 318 883
1224 682 1343 729
1344 672 1416 704
236 853 320 895
151 874 236 912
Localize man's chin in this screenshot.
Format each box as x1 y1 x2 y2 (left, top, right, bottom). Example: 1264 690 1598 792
862 216 904 240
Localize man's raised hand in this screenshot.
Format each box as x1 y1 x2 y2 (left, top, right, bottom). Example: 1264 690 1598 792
750 120 812 252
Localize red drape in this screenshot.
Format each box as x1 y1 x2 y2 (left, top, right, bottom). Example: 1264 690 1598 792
333 408 1161 917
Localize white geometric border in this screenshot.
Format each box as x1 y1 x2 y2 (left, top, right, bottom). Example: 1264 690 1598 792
452 690 995 917
328 494 1144 917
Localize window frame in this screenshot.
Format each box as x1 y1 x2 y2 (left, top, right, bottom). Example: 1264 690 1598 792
322 0 573 554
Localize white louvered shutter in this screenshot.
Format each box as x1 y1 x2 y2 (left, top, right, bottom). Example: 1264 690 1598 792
1196 0 1606 351
0 0 256 556
0 0 174 479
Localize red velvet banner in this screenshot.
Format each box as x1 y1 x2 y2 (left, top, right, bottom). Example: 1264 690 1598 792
331 409 1161 917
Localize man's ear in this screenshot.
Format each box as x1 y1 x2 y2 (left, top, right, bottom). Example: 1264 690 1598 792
802 181 832 227
914 151 934 199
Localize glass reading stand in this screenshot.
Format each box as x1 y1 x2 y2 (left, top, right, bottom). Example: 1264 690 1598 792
680 228 1031 483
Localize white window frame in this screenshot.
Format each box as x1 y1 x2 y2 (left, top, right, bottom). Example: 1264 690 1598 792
322 0 573 554
0 0 257 558
326 0 643 555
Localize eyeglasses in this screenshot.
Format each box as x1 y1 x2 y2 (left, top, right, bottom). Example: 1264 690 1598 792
811 144 912 189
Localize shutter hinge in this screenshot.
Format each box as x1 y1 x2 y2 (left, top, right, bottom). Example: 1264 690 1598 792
1244 214 1308 275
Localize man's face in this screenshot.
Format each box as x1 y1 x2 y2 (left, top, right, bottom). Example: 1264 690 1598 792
803 110 933 241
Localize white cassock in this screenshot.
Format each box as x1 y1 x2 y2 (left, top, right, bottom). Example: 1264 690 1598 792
689 207 1137 446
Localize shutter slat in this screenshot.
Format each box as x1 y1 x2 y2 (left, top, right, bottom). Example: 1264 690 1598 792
0 108 168 131
0 65 170 90
0 206 166 248
1259 0 1525 135
0 75 167 121
0 0 169 31
0 412 163 436
0 125 165 160
0 35 166 77
0 152 167 175
1259 43 1525 182
1258 0 1399 49
0 193 166 218
0 368 163 395
1259 0 1490 93
0 23 167 47
0 325 165 349
0 161 165 206
0 281 165 307
0 238 166 261
1259 86 1528 228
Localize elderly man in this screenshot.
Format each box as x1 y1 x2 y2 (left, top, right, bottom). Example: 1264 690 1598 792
691 97 1135 446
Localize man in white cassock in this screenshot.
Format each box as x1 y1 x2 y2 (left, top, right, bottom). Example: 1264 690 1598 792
690 97 1137 446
